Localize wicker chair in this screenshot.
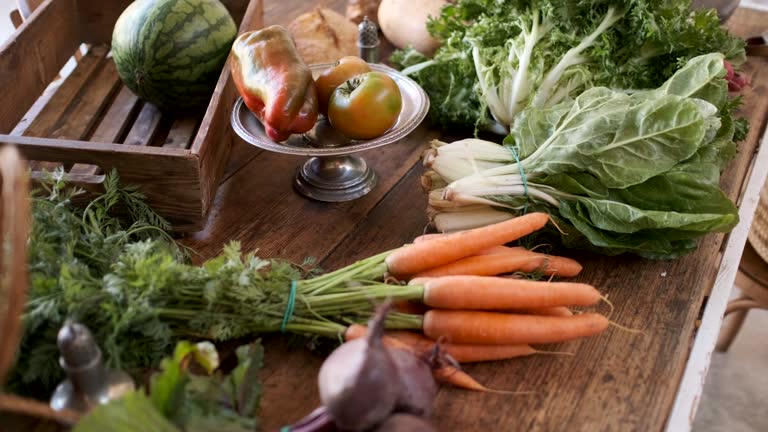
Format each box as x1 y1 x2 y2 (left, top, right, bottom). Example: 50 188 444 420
716 185 768 352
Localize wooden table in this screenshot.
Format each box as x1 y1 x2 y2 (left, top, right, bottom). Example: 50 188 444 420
182 4 768 431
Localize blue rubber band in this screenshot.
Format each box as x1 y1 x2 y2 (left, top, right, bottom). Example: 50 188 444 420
508 145 529 213
280 280 297 333
280 427 291 432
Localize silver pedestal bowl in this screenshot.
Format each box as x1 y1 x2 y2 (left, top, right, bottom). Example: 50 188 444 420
231 63 429 202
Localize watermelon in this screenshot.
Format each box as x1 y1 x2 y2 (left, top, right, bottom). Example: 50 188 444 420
112 0 237 109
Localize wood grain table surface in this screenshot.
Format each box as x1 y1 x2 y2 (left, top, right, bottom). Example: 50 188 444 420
181 3 768 431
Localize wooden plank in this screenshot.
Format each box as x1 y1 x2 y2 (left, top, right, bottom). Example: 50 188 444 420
163 116 198 149
0 0 81 133
123 103 163 147
190 0 264 221
11 46 106 136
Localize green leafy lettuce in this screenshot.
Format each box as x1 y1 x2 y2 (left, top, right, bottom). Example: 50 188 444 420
391 0 745 133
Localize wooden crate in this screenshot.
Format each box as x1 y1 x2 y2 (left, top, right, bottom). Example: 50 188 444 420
0 0 264 231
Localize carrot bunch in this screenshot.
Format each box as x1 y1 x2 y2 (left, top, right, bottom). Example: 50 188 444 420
342 212 614 389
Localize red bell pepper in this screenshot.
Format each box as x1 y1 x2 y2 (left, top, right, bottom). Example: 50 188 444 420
230 25 318 142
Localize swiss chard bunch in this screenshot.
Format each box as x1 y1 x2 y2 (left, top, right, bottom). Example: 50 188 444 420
73 341 264 432
391 0 746 133
424 54 742 258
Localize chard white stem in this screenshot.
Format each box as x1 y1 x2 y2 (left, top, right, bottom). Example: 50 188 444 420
448 183 561 207
434 139 514 162
433 208 514 232
507 10 547 121
470 42 510 125
400 52 466 76
532 7 624 108
443 190 518 209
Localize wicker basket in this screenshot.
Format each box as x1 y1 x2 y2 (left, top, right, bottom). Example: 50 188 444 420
0 146 78 428
747 178 768 264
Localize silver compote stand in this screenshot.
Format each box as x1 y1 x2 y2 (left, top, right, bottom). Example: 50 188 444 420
231 63 429 202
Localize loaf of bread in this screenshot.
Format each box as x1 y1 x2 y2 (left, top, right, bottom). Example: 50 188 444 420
287 8 359 65
346 0 381 24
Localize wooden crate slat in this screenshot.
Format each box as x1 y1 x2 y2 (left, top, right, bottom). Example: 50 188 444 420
48 57 121 141
4 134 204 230
52 55 122 175
69 85 143 176
123 103 163 147
0 0 82 133
12 45 107 137
163 116 198 149
88 85 141 143
190 0 264 213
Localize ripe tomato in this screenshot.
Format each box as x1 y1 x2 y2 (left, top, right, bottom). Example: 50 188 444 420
315 56 371 116
328 72 402 141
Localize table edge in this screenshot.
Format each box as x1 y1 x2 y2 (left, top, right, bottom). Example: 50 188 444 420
665 125 768 431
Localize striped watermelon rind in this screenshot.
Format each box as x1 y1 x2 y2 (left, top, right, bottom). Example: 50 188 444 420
112 0 237 109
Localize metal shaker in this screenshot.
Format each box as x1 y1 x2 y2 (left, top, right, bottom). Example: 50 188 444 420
358 16 380 63
50 320 135 413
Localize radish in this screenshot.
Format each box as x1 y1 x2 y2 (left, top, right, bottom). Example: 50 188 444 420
389 349 437 418
317 305 400 430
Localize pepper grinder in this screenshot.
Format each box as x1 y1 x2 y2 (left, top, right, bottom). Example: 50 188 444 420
357 16 380 64
50 320 135 413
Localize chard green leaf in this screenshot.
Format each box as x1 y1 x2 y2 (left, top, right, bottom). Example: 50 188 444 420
645 53 727 107
149 341 197 422
74 392 180 432
558 201 702 259
583 94 709 188
515 88 714 189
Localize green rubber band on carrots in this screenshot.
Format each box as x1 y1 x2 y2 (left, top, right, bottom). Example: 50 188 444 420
508 145 529 213
281 280 297 333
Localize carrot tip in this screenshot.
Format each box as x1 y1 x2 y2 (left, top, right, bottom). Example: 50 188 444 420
532 349 575 357
608 320 646 336
600 294 616 318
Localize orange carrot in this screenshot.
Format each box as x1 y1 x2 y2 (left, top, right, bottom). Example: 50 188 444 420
389 331 538 363
422 310 609 345
344 324 496 392
414 233 515 256
412 249 582 278
385 212 550 277
413 233 445 243
474 245 526 256
507 306 573 317
432 365 497 392
346 326 539 363
412 276 601 310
